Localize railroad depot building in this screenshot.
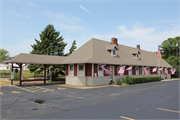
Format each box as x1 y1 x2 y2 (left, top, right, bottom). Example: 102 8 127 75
3 38 172 86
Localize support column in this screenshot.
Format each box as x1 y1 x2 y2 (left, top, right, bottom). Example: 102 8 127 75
44 65 46 85
11 63 14 85
19 64 22 86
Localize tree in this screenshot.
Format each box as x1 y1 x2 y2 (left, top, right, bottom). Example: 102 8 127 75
66 40 77 56
159 36 180 78
160 36 179 59
28 24 67 74
0 49 10 63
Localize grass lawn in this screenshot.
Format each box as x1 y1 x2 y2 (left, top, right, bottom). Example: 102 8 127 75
0 70 44 78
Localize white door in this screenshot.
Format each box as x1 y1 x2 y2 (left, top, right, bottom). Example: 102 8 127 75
109 66 114 82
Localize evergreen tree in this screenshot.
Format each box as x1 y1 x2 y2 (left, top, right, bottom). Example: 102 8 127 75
28 24 67 73
66 40 76 56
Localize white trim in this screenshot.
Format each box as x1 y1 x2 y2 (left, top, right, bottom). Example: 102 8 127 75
136 66 139 75
111 49 117 57
77 64 85 76
98 64 104 77
69 64 74 76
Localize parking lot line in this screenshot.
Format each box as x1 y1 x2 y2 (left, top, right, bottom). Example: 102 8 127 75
0 92 3 95
14 86 54 93
157 108 180 113
120 116 135 120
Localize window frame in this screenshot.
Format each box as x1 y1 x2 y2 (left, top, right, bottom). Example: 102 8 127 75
78 64 84 76
136 66 139 75
98 64 104 77
111 49 117 56
69 64 74 76
128 69 132 75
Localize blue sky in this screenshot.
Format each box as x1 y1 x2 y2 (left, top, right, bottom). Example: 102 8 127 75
1 0 179 57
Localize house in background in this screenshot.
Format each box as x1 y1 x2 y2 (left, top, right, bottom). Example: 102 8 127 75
0 63 29 71
63 38 172 86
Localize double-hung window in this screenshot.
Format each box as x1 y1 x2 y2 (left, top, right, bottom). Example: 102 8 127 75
136 66 139 75
98 65 103 76
78 65 84 76
128 69 132 75
69 65 74 76
142 67 144 75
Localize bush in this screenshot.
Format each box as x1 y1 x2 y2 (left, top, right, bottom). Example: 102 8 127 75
116 79 122 85
130 76 161 84
125 75 132 84
14 74 20 81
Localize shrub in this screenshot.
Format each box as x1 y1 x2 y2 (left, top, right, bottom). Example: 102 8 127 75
116 79 122 85
125 75 132 84
14 74 20 81
130 76 161 84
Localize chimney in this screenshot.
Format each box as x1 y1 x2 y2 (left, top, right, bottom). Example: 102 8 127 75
137 44 140 50
111 37 118 46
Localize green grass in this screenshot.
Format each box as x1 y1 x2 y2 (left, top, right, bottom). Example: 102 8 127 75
0 70 43 78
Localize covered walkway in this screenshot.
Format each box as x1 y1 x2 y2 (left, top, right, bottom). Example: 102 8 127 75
3 53 67 86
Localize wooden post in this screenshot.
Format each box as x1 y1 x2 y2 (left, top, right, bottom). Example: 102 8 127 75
19 64 22 86
44 65 46 85
11 63 14 85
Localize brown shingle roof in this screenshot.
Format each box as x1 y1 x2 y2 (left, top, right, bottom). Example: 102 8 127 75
63 38 172 68
3 53 67 65
3 38 172 68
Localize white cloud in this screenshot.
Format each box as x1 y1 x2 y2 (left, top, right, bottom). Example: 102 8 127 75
42 10 84 31
92 24 179 52
5 11 30 18
79 5 90 13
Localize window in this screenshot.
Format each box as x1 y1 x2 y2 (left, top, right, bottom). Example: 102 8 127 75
78 65 84 76
135 54 139 59
136 67 139 75
128 69 132 75
111 49 117 56
98 65 103 76
142 67 144 75
69 65 74 76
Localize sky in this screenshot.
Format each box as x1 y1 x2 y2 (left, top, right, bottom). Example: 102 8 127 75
0 0 179 57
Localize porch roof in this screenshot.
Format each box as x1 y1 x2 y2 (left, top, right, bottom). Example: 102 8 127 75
3 53 67 65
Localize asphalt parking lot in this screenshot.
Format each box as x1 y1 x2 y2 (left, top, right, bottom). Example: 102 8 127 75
0 79 179 120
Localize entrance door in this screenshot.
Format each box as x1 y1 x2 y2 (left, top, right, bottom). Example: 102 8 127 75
109 66 114 82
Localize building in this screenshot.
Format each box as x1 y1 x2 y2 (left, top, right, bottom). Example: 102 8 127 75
63 38 172 86
3 38 172 86
0 63 29 71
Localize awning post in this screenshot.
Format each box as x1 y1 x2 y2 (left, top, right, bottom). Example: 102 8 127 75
19 64 22 86
11 63 13 85
44 65 46 85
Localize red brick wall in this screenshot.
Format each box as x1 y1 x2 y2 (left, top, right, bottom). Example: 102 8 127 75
65 64 68 76
74 64 77 76
85 63 92 76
